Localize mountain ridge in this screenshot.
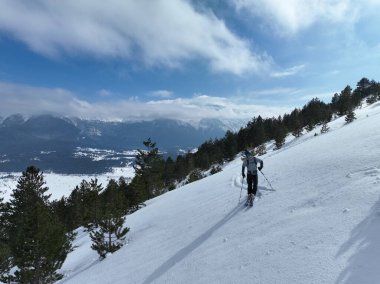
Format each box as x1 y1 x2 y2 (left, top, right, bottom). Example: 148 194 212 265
0 114 241 173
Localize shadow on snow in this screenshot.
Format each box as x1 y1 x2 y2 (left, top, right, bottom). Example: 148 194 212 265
142 203 243 284
336 196 380 284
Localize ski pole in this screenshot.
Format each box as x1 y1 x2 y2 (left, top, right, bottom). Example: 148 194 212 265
238 177 243 203
259 170 275 191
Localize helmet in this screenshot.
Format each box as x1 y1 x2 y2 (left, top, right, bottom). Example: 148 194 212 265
244 149 251 156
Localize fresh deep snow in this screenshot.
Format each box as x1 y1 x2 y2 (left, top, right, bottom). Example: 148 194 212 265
20 102 380 283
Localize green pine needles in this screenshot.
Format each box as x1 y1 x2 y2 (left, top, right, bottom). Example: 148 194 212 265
90 214 130 259
4 166 73 283
345 108 356 123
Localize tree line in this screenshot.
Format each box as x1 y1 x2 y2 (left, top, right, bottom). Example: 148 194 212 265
0 77 379 283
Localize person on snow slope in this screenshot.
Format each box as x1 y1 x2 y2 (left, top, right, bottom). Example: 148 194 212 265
242 149 263 206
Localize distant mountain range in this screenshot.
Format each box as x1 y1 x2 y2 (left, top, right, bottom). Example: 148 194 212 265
0 114 245 174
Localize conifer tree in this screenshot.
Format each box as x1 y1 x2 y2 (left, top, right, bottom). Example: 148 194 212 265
0 242 12 283
292 119 303 138
210 165 222 175
187 169 203 184
366 94 378 105
117 177 133 210
336 86 353 116
101 179 127 216
353 77 371 105
274 126 286 150
0 192 12 283
51 197 72 231
345 108 356 123
320 122 330 134
305 120 315 132
66 179 103 230
129 139 164 210
90 204 129 259
163 157 176 191
255 144 267 156
7 166 73 283
223 130 238 161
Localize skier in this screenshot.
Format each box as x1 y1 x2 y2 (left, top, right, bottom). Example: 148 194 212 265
242 149 263 206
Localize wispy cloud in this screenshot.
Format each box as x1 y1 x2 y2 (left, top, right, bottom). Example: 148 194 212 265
232 0 359 36
251 87 302 97
150 90 173 99
270 64 305 78
97 89 112 97
0 0 270 75
0 81 289 123
242 86 337 105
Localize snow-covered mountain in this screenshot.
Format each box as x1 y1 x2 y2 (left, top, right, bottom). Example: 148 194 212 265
56 101 380 283
0 115 235 173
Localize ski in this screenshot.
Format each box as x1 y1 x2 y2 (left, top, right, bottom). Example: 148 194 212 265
244 195 255 207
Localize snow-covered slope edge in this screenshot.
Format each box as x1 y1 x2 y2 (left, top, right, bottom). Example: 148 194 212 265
60 102 380 284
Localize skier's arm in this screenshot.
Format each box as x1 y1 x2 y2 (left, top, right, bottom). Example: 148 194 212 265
256 157 263 171
242 161 246 177
258 161 263 171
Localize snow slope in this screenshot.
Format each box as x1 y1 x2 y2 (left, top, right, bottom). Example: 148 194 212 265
59 102 380 284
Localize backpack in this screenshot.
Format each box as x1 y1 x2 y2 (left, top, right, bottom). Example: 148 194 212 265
246 156 258 174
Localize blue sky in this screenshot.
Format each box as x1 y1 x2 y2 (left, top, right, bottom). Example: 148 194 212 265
0 0 379 123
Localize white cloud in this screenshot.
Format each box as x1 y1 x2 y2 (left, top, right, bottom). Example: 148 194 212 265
250 87 302 97
0 81 288 123
270 64 305 78
150 90 173 98
0 0 269 75
97 89 112 97
0 82 83 115
233 0 357 36
243 87 338 105
299 91 336 102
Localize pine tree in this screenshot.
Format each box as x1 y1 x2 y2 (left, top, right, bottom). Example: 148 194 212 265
305 120 315 132
129 139 164 210
292 119 303 138
51 197 72 231
7 166 73 283
223 130 238 161
255 144 267 156
0 192 12 283
90 206 129 259
66 179 103 230
0 243 12 283
101 179 128 216
320 122 330 134
345 108 356 123
274 126 286 150
187 169 203 184
333 85 353 116
210 165 222 175
163 157 176 191
117 177 133 210
366 94 378 105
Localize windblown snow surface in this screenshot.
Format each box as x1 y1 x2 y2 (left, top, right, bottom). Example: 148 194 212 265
59 102 380 284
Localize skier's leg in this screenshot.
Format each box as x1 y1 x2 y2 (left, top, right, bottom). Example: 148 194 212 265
252 174 258 200
246 174 253 205
247 174 253 195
